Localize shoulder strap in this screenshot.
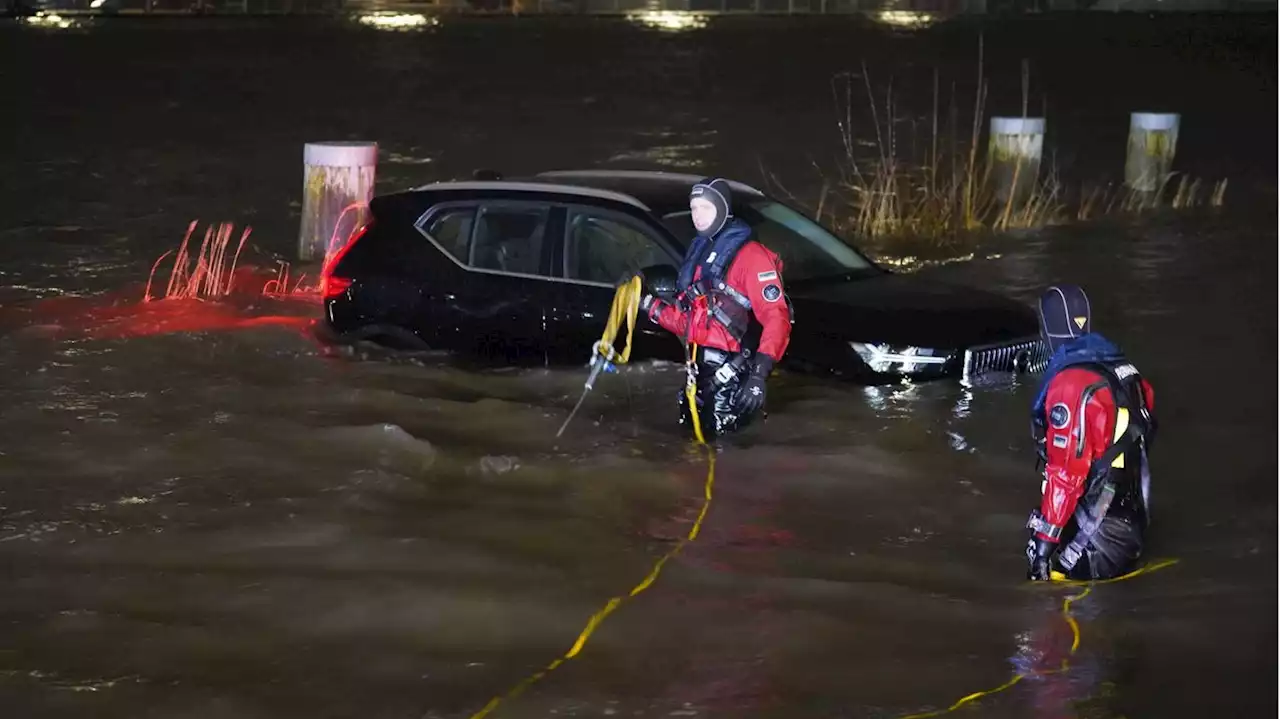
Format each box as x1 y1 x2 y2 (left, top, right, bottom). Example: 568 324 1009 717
677 234 712 292
1077 360 1150 479
706 226 755 286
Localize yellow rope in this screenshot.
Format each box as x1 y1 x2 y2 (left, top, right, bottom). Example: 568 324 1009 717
482 278 1179 719
555 275 644 438
897 557 1180 718
596 274 642 366
471 278 713 719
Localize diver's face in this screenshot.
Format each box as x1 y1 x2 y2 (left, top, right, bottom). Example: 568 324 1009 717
690 197 718 233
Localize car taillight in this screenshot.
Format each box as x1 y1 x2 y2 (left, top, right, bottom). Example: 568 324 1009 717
322 275 353 299
319 222 369 300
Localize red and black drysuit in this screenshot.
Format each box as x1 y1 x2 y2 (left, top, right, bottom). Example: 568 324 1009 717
642 182 793 438
1025 289 1157 581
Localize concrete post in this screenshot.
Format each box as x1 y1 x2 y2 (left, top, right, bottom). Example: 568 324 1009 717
987 117 1045 207
298 141 377 263
1124 112 1179 194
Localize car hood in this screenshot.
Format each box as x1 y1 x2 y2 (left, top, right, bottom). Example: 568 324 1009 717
787 272 1040 349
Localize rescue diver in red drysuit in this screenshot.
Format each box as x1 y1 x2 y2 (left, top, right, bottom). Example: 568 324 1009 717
1025 285 1158 581
639 178 793 439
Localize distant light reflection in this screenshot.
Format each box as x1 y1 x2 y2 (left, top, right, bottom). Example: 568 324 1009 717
357 13 439 31
24 12 78 29
874 10 938 28
862 377 918 412
953 386 974 419
627 11 708 32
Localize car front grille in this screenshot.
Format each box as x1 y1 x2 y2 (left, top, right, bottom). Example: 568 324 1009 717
962 336 1049 383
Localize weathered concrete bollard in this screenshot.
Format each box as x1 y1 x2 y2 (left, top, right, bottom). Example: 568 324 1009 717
1124 112 1179 194
298 141 378 263
987 117 1045 207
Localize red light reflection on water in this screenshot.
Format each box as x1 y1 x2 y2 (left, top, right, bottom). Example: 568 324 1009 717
263 202 370 299
143 220 251 302
9 266 317 343
7 211 371 344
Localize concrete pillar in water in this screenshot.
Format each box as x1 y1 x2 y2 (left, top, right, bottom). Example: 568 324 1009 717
987 117 1045 207
298 141 377 263
1124 112 1179 194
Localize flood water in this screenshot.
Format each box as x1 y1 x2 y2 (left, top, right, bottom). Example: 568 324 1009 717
1 10 1276 719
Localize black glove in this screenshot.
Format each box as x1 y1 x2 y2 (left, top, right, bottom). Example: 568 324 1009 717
618 269 644 287
734 354 774 418
1025 536 1056 581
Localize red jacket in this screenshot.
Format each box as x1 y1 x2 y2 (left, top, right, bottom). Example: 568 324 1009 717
1036 366 1156 542
649 240 793 363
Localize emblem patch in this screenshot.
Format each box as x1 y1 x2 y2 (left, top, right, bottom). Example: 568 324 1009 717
757 271 778 282
1049 402 1071 429
762 284 782 302
706 251 717 263
1052 435 1068 448
1114 363 1138 380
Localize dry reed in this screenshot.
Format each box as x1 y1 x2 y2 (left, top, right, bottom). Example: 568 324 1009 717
778 38 1228 247
144 221 251 302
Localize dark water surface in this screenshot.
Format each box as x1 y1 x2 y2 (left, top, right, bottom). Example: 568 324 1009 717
1 11 1276 719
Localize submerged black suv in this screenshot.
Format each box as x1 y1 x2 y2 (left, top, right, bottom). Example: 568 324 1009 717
318 169 1046 384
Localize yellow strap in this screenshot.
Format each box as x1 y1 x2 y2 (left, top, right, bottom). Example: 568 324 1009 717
1111 406 1130 469
595 275 642 366
898 557 1180 718
685 341 706 446
471 277 713 719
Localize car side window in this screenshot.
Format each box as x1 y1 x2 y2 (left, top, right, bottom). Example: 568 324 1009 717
423 206 475 265
564 209 675 284
471 204 550 276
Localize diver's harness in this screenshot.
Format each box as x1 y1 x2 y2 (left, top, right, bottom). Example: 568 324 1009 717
1026 360 1153 572
674 226 793 392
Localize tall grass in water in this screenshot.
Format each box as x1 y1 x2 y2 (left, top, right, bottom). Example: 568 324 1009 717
261 261 317 297
144 221 251 302
798 39 1227 247
144 218 339 302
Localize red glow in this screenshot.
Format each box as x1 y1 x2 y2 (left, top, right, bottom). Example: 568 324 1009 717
144 221 251 302
7 265 318 343
3 218 373 345
318 219 369 300
262 260 320 297
322 202 370 270
322 275 354 300
257 206 372 301
322 222 368 278
141 215 380 306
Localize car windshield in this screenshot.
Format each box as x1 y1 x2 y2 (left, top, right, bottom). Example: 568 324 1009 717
660 200 877 283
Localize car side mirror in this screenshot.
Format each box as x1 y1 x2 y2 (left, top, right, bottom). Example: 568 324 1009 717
639 263 678 299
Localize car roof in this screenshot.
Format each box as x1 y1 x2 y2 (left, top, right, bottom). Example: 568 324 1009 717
528 170 767 217
407 170 767 219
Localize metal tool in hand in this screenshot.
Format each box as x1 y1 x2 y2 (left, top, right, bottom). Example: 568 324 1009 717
555 276 642 439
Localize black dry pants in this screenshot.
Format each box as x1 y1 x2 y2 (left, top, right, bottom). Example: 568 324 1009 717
676 346 758 440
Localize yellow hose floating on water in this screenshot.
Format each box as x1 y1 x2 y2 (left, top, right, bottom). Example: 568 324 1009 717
897 557 1180 719
486 279 1175 719
473 278 713 719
